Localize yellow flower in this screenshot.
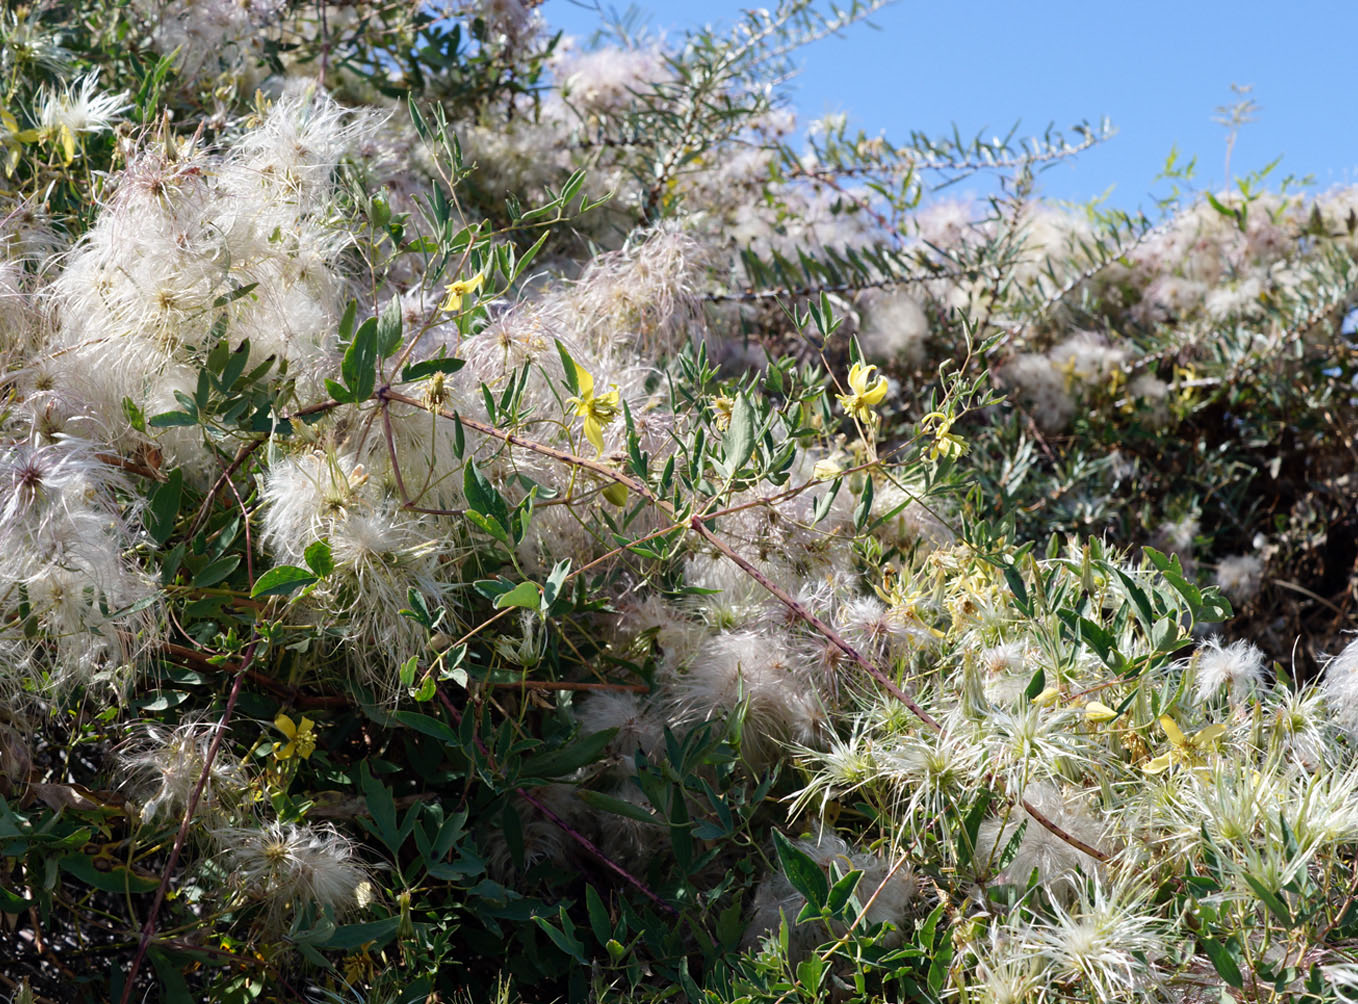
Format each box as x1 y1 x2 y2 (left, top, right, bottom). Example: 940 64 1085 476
439 272 485 314
920 411 968 462
837 362 889 423
274 714 318 760
567 361 619 453
1141 715 1225 775
711 395 734 431
0 109 38 177
1172 363 1199 407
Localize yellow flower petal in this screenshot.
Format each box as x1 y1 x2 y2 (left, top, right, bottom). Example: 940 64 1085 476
439 272 485 314
861 375 888 407
574 360 594 398
1142 752 1175 774
1192 723 1227 747
583 415 604 452
838 363 891 423
1158 715 1187 748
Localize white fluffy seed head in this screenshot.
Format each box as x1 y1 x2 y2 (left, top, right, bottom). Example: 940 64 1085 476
216 820 366 926
1017 880 1163 1000
856 290 929 366
976 782 1105 902
121 721 246 824
1322 639 1358 737
1193 637 1267 704
574 691 663 762
1214 553 1264 604
672 629 827 767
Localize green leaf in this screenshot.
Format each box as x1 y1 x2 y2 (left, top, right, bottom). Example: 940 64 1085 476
377 295 403 358
560 168 586 207
520 728 617 779
1078 615 1115 661
359 763 401 852
465 510 510 545
811 478 842 525
1243 874 1293 927
391 711 456 744
825 869 862 917
542 559 571 609
250 565 318 598
927 933 955 994
0 883 30 911
958 790 993 867
1113 567 1155 629
324 378 352 404
722 393 756 474
122 396 147 433
556 340 580 396
132 690 189 712
401 356 466 381
192 554 240 587
1279 811 1300 862
463 459 510 531
341 316 379 402
319 916 400 951
493 581 541 612
219 341 250 390
303 540 334 578
410 674 437 703
585 885 611 947
212 281 259 308
796 955 825 992
1197 589 1233 624
146 469 183 546
1004 563 1030 615
678 957 702 1004
148 410 197 429
534 909 587 964
149 948 195 1004
854 475 874 531
1201 936 1244 988
996 819 1028 870
337 299 358 344
773 830 828 910
577 789 664 826
510 230 549 282
59 854 159 894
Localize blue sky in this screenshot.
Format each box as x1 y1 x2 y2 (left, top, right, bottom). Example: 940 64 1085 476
548 1 1358 209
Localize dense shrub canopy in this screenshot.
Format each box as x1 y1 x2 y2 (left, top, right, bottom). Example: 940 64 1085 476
2 3 1358 1002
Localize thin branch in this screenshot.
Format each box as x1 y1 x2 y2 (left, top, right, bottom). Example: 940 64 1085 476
119 637 259 1004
